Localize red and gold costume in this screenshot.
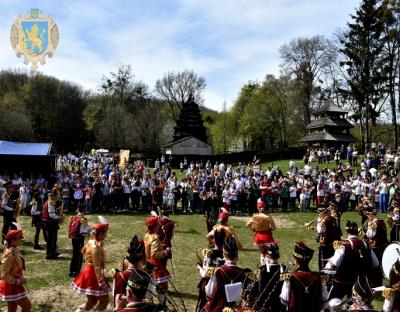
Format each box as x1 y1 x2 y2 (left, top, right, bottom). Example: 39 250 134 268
0 223 27 301
72 223 111 297
246 201 275 246
144 216 170 286
381 257 400 312
0 238 27 301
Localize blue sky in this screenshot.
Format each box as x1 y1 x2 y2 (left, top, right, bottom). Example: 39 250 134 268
0 0 360 111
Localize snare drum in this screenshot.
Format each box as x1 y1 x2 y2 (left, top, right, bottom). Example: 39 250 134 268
382 242 400 280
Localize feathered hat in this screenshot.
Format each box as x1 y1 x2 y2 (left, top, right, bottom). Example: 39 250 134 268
92 216 109 233
6 222 23 240
257 198 265 210
218 207 229 222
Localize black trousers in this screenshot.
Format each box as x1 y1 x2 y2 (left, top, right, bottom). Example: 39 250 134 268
2 212 16 240
34 223 48 246
46 220 59 257
70 237 84 275
329 280 353 300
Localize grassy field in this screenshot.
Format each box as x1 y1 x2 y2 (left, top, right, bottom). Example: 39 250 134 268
0 209 385 311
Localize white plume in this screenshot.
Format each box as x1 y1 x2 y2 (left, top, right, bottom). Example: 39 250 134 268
98 216 108 225
221 207 228 214
12 222 22 231
150 211 158 217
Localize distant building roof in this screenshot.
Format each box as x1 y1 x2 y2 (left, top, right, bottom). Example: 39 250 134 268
164 136 210 148
313 101 348 115
306 117 353 130
300 132 357 143
0 141 52 156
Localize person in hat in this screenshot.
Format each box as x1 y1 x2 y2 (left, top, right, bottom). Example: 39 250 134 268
112 235 146 308
280 241 328 312
311 206 337 270
42 190 62 259
158 206 175 268
72 216 111 312
364 206 388 287
329 199 342 241
207 208 242 250
0 223 32 311
204 237 252 312
348 276 376 311
143 215 171 306
68 203 89 277
253 242 286 312
387 201 400 242
1 182 17 241
30 191 48 250
379 254 400 312
246 199 276 265
114 262 154 312
196 225 227 312
325 221 379 300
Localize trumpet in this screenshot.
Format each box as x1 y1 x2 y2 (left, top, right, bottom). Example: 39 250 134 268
304 215 319 230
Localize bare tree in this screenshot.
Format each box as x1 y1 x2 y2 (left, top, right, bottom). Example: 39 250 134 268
279 36 337 129
155 69 206 122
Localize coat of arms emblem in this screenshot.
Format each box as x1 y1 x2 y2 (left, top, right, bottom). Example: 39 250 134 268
10 9 59 70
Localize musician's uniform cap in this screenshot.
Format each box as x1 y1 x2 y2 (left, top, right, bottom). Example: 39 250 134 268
345 221 358 233
261 242 280 258
92 216 109 233
257 199 265 210
127 235 145 259
223 237 238 257
293 241 314 261
127 269 151 297
365 206 378 215
329 199 339 210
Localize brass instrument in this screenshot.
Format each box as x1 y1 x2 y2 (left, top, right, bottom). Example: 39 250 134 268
358 218 369 239
57 201 65 224
304 214 319 230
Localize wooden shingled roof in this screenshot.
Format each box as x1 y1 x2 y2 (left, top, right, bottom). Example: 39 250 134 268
300 132 357 142
306 117 353 130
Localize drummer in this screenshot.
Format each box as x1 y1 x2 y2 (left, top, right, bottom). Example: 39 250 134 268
379 245 400 312
387 200 400 242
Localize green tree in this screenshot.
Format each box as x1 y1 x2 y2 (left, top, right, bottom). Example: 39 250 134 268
340 0 388 152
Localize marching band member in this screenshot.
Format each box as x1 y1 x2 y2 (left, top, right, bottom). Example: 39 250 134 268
68 204 89 277
325 221 378 300
158 205 175 268
42 190 62 259
112 236 146 308
30 191 47 250
388 201 400 242
364 206 388 287
348 276 376 311
279 241 328 312
144 215 171 306
254 242 286 312
208 208 242 250
0 223 31 312
204 237 252 312
72 216 111 312
196 227 226 312
315 206 336 270
1 182 17 241
114 266 154 312
380 255 400 312
246 199 276 265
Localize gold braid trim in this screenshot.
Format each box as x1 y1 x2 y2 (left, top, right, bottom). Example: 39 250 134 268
382 287 395 299
206 267 219 277
333 240 342 250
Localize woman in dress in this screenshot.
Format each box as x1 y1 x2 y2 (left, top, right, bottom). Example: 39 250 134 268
0 223 31 312
72 216 110 312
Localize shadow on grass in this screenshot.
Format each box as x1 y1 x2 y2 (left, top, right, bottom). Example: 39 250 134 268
175 228 201 235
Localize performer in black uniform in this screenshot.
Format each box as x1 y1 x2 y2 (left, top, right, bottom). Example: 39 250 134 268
1 183 17 241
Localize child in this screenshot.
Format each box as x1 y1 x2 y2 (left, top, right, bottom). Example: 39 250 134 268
299 189 306 212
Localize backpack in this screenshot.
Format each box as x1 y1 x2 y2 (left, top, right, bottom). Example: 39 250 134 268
69 215 81 238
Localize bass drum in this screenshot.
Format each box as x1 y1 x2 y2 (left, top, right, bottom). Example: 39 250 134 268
382 242 400 280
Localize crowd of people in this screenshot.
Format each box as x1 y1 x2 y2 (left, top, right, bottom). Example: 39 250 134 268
0 143 399 311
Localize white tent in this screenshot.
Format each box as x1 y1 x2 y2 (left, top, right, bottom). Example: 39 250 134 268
0 141 52 156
